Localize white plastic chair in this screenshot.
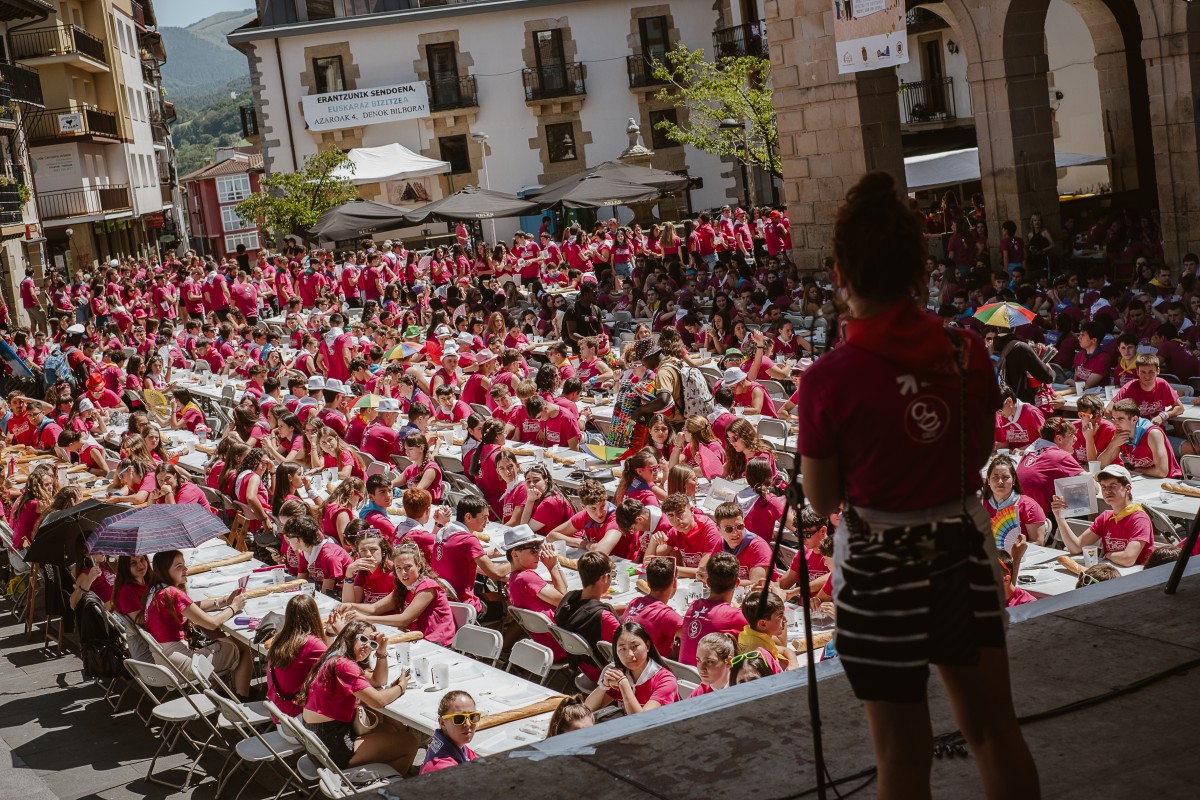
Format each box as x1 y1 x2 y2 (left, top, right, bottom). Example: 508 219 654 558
677 679 699 698
123 659 221 791
662 656 702 684
506 639 554 684
759 379 788 401
452 624 503 666
204 690 305 800
273 702 400 798
436 453 465 475
448 601 477 629
756 417 790 441
595 638 614 665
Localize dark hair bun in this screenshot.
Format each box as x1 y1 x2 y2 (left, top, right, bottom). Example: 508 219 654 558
848 171 897 207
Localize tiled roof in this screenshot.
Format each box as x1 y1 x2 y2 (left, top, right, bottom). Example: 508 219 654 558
180 153 264 182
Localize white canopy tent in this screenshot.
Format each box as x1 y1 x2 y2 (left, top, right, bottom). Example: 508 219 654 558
331 143 451 185
904 147 1109 192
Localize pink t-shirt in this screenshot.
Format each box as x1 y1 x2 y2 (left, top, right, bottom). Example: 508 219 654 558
353 567 396 604
361 422 400 466
677 599 748 666
298 539 353 585
1015 445 1083 514
268 635 327 717
665 511 722 568
1092 507 1155 566
397 576 456 646
304 657 371 723
621 595 683 658
744 493 785 542
530 493 574 533
506 568 566 659
994 402 1045 447
537 410 580 448
789 546 830 583
430 528 485 612
1072 418 1115 467
1113 378 1179 419
1006 587 1038 607
114 581 147 616
501 481 529 522
603 661 679 709
1118 425 1181 478
723 531 773 580
144 586 193 643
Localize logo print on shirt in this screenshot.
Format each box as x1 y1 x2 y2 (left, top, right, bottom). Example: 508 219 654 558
904 396 950 444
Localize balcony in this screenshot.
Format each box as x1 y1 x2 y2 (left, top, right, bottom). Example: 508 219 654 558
10 24 109 72
713 20 768 59
160 182 172 204
1 61 43 106
151 121 168 146
427 75 478 112
899 77 956 125
131 0 146 29
522 63 586 102
627 55 667 89
163 101 176 122
37 184 131 222
0 183 22 226
240 105 259 140
25 105 120 145
139 31 166 64
0 82 13 126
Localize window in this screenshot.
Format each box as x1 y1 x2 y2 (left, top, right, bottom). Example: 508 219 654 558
313 55 345 94
216 175 251 203
639 16 670 62
226 232 260 253
649 109 680 150
546 122 577 163
222 205 252 232
439 135 471 175
136 93 145 122
305 1 335 21
127 87 136 120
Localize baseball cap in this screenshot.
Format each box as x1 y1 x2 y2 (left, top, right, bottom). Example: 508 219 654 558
378 397 400 413
1097 464 1132 482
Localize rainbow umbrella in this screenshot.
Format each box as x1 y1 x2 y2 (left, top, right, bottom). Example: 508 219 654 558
972 302 1036 329
584 443 629 463
353 393 383 410
384 342 423 360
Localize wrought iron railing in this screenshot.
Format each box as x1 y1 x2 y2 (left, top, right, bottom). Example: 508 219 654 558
25 105 119 144
240 105 259 139
427 75 478 111
10 24 107 64
626 55 667 88
1 62 43 106
713 20 767 58
37 184 131 220
899 77 956 124
522 63 585 101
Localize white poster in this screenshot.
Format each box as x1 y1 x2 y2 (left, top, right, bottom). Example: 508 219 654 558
57 112 84 133
301 82 430 132
833 0 909 75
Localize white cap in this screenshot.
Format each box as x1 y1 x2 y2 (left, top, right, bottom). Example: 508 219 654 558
1097 464 1132 482
378 397 400 413
77 397 96 413
66 324 86 335
306 375 326 391
722 367 748 385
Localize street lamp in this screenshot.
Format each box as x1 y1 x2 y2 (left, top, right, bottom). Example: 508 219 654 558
718 118 752 210
470 131 498 245
720 116 779 208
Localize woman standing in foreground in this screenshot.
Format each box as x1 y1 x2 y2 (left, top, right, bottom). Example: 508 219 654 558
796 172 1039 799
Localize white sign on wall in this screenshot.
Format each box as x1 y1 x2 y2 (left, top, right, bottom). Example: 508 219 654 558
301 82 430 132
833 0 910 75
58 112 84 133
34 146 78 178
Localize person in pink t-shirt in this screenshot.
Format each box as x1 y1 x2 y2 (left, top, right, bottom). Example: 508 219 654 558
584 621 679 715
265 595 331 718
430 496 510 614
1105 398 1181 478
335 543 456 646
621 556 683 659
300 621 416 772
994 387 1046 449
1051 463 1155 567
341 532 396 605
690 632 736 697
644 493 723 579
713 502 773 585
676 553 748 666
502 526 568 660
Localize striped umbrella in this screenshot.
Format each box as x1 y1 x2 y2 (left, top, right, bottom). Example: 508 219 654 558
384 342 423 360
972 301 1036 329
85 505 229 556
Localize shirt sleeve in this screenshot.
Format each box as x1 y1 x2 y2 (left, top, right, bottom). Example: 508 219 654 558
795 361 835 458
337 658 372 695
648 670 679 706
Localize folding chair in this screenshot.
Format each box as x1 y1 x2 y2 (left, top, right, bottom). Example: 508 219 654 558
508 607 571 682
756 417 789 441
274 703 401 798
595 638 613 665
228 512 251 552
123 659 223 791
507 639 555 684
1182 454 1200 481
759 380 788 401
448 601 477 629
549 625 600 672
435 453 465 475
38 563 70 654
662 656 702 684
1144 505 1182 546
390 454 413 472
677 679 698 698
1160 373 1183 385
469 403 490 418
204 690 305 800
452 624 503 666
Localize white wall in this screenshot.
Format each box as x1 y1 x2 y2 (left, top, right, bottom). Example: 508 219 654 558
247 0 735 241
1045 0 1110 194
111 6 164 216
894 25 972 123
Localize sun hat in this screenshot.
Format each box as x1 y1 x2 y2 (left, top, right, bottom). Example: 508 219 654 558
499 525 543 552
722 367 748 385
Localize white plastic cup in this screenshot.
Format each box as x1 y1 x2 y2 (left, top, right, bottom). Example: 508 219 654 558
412 656 429 684
617 569 631 593
553 540 567 556
1074 381 1085 396
1088 460 1100 475
1104 385 1116 401
431 663 450 690
1082 545 1100 568
395 641 411 667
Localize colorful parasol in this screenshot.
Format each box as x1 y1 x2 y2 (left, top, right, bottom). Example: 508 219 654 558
384 342 423 360
972 302 1036 329
352 393 383 410
584 443 630 463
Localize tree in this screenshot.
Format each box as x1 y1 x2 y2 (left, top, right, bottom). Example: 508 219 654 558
235 148 357 241
651 46 779 186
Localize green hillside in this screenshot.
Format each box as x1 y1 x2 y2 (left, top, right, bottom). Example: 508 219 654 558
159 9 254 99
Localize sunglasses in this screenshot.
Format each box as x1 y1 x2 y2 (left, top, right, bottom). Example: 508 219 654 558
441 711 481 726
720 523 745 533
731 650 763 667
354 633 381 650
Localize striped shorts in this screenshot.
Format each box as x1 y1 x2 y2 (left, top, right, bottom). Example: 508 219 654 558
833 503 1006 703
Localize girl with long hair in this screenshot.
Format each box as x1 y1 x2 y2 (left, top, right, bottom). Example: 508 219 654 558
341 530 395 605
668 415 725 479
514 464 575 534
318 426 365 480
213 440 249 496
722 418 775 481
320 477 365 550
334 542 455 646
234 447 274 536
666 464 698 500
265 594 331 718
271 462 308 515
401 431 443 502
613 447 666 508
298 621 416 772
742 457 788 542
584 621 678 715
467 418 507 518
111 554 150 622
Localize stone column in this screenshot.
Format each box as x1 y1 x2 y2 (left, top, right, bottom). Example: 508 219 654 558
768 0 907 271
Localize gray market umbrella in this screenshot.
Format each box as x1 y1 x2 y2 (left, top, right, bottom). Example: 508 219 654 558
85 505 229 556
589 160 692 193
528 174 661 209
402 185 541 223
308 198 411 241
25 500 128 567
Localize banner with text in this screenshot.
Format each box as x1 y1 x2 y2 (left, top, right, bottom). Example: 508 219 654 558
833 0 909 75
301 82 430 132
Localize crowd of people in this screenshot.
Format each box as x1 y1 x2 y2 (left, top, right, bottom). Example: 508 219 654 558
0 188 1190 788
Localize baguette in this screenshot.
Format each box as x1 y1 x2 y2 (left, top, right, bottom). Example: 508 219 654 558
1161 481 1200 499
636 579 650 595
243 578 307 599
1056 555 1085 576
475 696 565 732
386 631 424 645
557 554 578 570
187 552 254 574
792 630 835 653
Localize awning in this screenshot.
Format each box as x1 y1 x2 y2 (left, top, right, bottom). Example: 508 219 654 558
308 198 411 241
402 185 540 224
331 143 450 185
904 147 1109 191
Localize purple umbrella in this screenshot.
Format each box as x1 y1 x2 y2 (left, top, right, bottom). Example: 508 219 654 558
85 505 229 556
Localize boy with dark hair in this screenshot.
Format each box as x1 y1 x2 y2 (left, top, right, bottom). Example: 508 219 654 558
554 551 620 682
621 556 683 659
676 552 746 666
738 589 798 673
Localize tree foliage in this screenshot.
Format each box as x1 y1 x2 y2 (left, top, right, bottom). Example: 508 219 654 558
171 76 252 176
235 148 358 240
651 46 779 179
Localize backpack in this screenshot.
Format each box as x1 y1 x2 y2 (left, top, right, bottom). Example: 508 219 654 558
42 345 77 391
75 590 130 680
677 362 715 418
